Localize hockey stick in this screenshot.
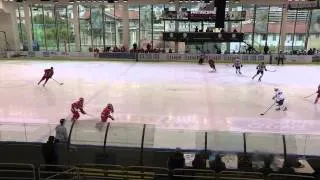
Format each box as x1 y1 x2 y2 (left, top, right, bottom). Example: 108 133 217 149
52 78 64 85
260 102 276 116
304 92 316 98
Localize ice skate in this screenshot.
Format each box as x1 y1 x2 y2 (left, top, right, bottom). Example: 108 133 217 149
276 107 280 111
283 107 288 111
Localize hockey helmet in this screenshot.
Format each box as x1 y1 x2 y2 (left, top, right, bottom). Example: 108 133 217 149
79 97 84 101
107 103 114 112
60 119 65 125
274 88 279 91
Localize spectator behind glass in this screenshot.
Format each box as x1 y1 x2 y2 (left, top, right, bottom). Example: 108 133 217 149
195 26 199 32
258 157 273 176
42 136 58 165
279 160 295 174
168 149 185 171
192 153 206 169
210 154 226 173
55 119 68 142
168 148 185 180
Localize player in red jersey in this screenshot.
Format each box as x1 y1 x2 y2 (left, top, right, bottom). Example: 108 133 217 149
101 103 114 122
38 67 54 87
315 84 320 104
96 104 114 130
71 97 86 121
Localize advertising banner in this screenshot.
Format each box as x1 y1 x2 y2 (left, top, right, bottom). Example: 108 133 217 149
0 51 7 58
138 53 160 62
285 55 312 63
99 52 136 59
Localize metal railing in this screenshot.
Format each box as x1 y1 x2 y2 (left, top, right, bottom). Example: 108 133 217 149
0 163 316 180
0 163 36 180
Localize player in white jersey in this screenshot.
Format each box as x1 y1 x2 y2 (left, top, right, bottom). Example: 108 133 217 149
272 88 288 111
233 57 242 74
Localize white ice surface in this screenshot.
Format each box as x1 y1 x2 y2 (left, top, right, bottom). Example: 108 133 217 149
0 60 319 153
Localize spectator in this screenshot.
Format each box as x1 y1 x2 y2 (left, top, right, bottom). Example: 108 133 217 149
169 48 173 53
258 156 273 176
264 45 269 54
233 29 238 33
210 154 226 173
220 28 225 33
277 51 285 65
42 136 58 165
195 26 199 32
55 119 68 142
168 149 185 170
133 43 137 51
147 43 151 52
279 160 295 174
192 153 206 169
238 155 252 171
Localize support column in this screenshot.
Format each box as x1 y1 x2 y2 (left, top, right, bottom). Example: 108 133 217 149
122 1 129 49
174 2 180 53
279 5 288 52
227 6 232 53
2 2 20 50
73 4 80 52
23 2 33 51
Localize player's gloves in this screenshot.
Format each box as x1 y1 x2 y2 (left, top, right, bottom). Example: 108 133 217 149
241 65 243 67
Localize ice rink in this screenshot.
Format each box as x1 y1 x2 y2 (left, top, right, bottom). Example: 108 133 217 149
0 60 319 146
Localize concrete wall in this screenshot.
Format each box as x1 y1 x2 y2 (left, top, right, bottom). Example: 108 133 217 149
0 2 20 51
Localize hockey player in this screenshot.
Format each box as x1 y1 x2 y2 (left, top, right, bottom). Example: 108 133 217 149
315 84 320 104
38 67 54 87
208 59 216 72
71 97 86 122
252 62 267 81
101 103 115 122
272 88 288 111
233 57 243 74
198 53 205 65
96 103 115 131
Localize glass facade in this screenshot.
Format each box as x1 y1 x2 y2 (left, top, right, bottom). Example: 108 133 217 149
14 2 320 53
